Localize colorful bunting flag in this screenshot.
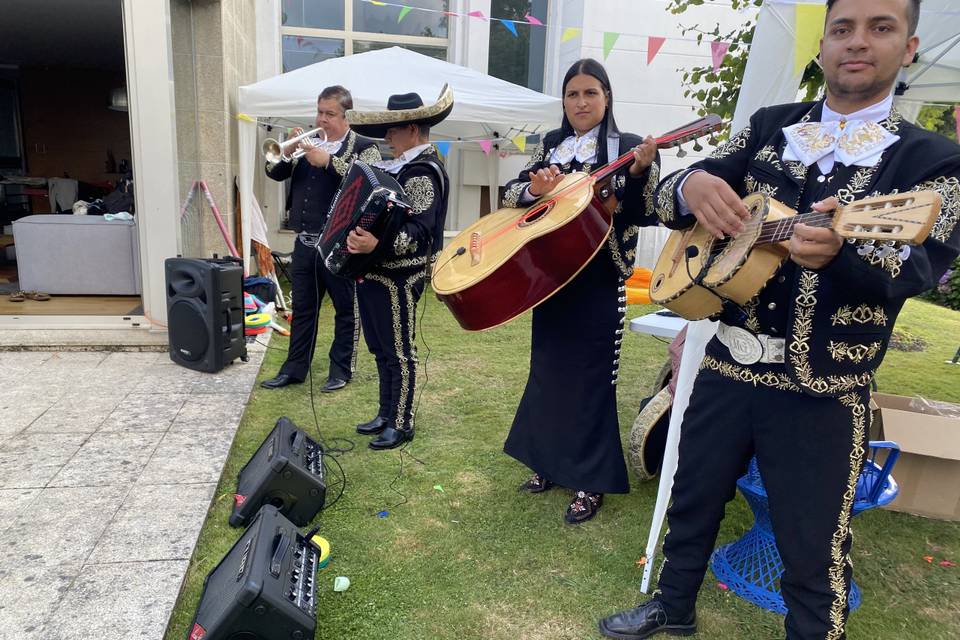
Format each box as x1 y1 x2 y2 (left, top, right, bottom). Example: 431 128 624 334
512 135 527 153
468 10 487 21
561 27 581 43
435 141 451 157
398 6 412 22
794 3 827 76
603 32 621 60
525 13 544 26
647 36 666 65
478 140 493 155
500 19 518 37
370 0 386 5
711 41 730 72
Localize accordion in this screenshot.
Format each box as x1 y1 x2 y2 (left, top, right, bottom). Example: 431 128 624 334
320 159 412 279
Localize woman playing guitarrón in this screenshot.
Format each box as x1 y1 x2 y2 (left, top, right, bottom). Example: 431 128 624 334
502 58 659 524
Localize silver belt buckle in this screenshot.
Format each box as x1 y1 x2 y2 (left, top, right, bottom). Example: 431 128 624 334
764 337 785 364
723 325 763 365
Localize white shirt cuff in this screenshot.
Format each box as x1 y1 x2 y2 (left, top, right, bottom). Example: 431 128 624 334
675 169 705 217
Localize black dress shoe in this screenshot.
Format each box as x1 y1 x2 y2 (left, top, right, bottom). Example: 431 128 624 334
369 426 413 450
356 416 388 435
260 373 302 389
321 377 348 393
598 599 696 639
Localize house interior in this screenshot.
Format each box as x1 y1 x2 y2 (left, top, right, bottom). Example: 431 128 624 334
0 0 142 317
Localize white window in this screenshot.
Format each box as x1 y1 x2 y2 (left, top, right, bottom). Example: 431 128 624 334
281 0 450 71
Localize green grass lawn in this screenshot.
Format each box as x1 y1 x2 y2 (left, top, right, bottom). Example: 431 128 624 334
165 296 960 640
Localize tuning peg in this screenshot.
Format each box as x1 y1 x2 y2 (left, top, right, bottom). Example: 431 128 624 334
692 140 704 152
676 145 687 158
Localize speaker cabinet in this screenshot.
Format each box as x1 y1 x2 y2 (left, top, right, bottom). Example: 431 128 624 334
166 257 247 373
230 417 326 528
188 505 318 640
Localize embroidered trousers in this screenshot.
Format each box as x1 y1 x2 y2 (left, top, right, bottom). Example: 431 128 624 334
657 340 869 640
356 270 425 431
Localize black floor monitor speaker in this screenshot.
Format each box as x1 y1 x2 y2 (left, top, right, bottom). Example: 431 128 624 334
166 257 247 373
188 505 318 640
230 417 326 528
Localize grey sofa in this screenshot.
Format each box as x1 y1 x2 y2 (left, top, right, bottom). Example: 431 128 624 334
13 215 142 295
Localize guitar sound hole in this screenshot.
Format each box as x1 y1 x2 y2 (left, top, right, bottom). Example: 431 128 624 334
652 274 664 292
518 202 554 228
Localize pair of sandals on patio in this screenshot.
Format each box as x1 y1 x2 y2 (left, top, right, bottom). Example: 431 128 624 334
8 290 51 302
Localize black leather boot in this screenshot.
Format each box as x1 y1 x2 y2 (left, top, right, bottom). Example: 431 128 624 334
598 599 696 639
260 373 302 389
356 416 388 435
369 426 413 450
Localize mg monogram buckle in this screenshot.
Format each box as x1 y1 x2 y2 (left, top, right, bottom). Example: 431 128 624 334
723 325 764 365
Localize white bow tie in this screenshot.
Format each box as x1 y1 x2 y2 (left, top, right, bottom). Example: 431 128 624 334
549 132 599 165
782 120 899 172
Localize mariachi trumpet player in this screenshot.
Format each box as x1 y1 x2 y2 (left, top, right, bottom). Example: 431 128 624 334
261 85 382 392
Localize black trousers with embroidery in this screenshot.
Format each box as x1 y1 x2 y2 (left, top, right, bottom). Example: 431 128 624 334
656 339 869 640
356 270 425 431
280 238 358 382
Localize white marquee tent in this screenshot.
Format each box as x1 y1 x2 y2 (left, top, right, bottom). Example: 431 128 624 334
236 46 562 272
641 0 960 594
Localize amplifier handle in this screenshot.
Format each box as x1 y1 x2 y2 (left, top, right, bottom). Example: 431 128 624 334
290 430 305 456
270 530 290 578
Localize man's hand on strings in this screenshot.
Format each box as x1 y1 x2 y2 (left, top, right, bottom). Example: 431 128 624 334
681 171 751 239
791 197 843 269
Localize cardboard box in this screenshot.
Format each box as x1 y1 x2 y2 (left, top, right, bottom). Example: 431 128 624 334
873 392 960 521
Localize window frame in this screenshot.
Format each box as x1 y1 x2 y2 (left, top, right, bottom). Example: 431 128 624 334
280 0 450 69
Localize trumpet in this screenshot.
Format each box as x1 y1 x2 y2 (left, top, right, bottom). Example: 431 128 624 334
262 127 329 163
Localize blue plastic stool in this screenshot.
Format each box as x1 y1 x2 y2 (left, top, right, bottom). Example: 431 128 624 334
710 442 900 614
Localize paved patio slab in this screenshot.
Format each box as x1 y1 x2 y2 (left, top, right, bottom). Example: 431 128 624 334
0 339 265 639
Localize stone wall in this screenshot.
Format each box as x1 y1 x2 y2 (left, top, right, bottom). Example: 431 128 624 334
171 0 257 258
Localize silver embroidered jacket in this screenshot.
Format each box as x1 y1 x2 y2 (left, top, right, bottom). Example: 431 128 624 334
374 146 450 274
653 100 960 397
501 128 661 279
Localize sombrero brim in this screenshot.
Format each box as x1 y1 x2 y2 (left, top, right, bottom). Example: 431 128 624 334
627 387 672 481
348 84 454 139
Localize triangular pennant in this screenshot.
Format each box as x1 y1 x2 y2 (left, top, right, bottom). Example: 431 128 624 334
443 11 460 17
602 32 621 60
794 4 827 76
478 140 493 155
711 41 731 72
647 36 666 65
434 141 451 158
512 135 527 153
500 19 518 37
561 27 581 43
524 13 543 26
398 6 412 22
370 1 386 5
468 10 487 20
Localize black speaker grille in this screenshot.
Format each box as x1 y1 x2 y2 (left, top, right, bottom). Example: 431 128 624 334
169 300 209 362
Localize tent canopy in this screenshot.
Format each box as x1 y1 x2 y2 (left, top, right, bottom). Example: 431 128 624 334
734 0 960 131
238 46 561 139
236 47 561 273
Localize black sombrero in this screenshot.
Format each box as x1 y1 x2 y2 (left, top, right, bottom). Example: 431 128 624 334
627 386 672 482
347 84 454 139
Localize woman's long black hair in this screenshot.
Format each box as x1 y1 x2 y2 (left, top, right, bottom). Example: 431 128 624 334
558 58 621 163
